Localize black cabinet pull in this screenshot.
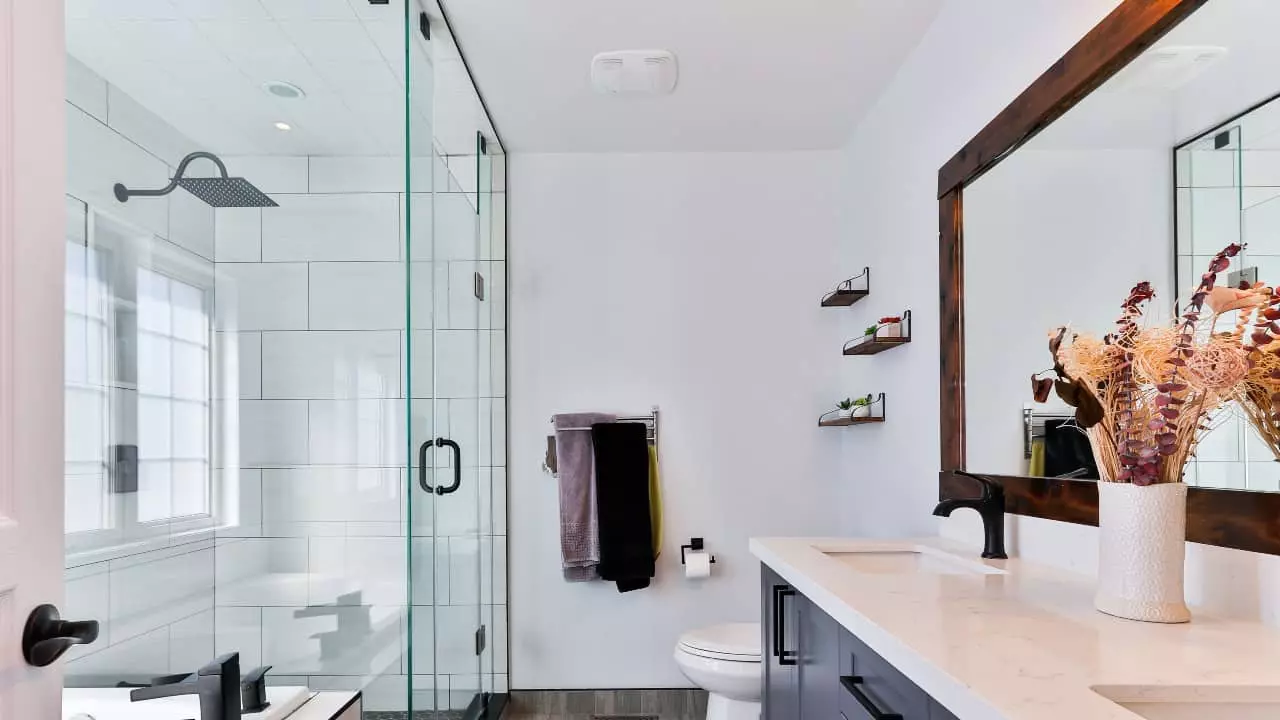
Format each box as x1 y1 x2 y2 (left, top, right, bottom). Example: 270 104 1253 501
418 438 463 495
840 676 902 720
22 604 99 667
776 587 797 666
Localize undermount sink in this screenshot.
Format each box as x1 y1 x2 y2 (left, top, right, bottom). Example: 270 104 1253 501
819 545 1005 576
1092 685 1280 720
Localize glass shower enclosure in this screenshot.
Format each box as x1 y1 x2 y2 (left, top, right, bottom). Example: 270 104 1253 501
60 0 507 717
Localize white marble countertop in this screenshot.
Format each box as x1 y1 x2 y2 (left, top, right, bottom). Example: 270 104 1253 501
750 536 1280 720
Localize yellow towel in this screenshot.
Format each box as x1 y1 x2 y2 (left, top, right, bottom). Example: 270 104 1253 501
648 445 663 559
1029 438 1046 477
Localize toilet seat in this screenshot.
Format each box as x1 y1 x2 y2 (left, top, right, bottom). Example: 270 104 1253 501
677 623 760 663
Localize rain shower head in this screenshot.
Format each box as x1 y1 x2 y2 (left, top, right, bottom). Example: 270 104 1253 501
113 151 279 208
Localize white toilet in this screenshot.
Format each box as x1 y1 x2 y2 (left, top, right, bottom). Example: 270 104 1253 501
674 623 762 720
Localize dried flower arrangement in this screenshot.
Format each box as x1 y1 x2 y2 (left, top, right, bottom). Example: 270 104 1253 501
1032 243 1257 485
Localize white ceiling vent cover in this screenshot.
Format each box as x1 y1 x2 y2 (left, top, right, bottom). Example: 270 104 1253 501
591 50 678 95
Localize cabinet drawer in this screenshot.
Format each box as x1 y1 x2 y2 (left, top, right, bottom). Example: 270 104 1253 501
839 630 928 720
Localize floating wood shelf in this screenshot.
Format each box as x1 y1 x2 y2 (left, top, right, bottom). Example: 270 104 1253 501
821 267 870 307
819 393 887 427
843 309 912 356
819 415 886 427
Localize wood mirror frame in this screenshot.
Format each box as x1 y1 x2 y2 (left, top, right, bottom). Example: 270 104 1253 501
937 0 1280 556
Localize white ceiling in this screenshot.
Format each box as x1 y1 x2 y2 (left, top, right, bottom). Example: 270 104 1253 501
65 0 495 157
438 0 944 153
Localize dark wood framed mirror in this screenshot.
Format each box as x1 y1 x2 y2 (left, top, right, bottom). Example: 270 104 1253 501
938 0 1280 555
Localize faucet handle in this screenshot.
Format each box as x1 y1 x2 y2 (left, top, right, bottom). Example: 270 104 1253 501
241 665 273 714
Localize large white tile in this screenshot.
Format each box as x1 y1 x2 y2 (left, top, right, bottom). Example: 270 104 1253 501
434 193 478 261
261 467 401 526
169 609 215 673
490 262 506 330
215 537 309 605
107 84 201 168
65 627 170 679
408 262 440 330
215 607 263 669
434 604 483 675
67 105 170 239
223 156 310 194
447 262 481 329
309 262 405 330
169 188 216 260
404 193 433 261
66 57 108 122
263 194 400 262
309 156 403 194
215 208 262 262
308 399 405 466
434 331 479 398
309 536 406 605
218 468 263 537
410 538 448 609
262 331 400 399
237 400 309 467
109 546 215 643
261 605 403 675
217 331 261 400
215 262 309 331
447 537 481 606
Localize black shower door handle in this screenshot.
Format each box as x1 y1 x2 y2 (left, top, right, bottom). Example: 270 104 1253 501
418 438 462 496
436 439 462 495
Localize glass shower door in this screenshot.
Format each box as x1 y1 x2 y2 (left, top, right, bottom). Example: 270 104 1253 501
405 1 485 715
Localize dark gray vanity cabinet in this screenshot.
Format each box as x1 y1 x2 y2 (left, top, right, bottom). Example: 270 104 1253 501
761 566 962 720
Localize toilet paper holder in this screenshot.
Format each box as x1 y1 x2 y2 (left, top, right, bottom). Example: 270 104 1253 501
680 538 716 565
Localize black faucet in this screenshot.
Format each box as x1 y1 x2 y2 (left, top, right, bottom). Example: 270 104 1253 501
130 652 241 720
933 471 1007 559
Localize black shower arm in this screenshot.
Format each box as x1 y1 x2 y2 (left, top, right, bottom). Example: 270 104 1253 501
116 152 231 198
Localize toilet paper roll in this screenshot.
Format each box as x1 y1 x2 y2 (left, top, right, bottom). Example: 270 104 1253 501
685 550 713 579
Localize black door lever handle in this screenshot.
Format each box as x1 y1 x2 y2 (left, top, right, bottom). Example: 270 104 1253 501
23 604 99 667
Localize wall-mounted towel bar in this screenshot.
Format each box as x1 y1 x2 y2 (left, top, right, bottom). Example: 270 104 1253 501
544 406 659 475
1023 406 1076 459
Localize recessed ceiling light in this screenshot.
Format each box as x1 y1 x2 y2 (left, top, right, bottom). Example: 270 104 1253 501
274 122 293 131
262 80 306 100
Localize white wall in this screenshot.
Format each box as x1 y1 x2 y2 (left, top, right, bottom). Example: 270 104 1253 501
508 151 844 688
839 0 1280 627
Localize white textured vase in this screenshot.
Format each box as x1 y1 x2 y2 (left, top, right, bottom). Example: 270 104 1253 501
1095 482 1191 624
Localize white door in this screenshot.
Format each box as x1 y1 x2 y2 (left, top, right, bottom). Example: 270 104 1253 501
0 0 68 717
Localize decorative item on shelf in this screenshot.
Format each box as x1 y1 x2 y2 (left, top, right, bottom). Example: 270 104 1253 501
1028 243 1265 624
819 393 886 427
843 310 911 355
821 267 870 307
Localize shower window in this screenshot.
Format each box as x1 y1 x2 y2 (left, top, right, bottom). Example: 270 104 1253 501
65 204 218 559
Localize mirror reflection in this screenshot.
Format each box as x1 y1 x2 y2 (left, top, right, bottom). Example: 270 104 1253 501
963 0 1280 490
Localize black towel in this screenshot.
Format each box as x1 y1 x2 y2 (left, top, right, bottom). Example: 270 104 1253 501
1043 419 1100 479
591 422 655 593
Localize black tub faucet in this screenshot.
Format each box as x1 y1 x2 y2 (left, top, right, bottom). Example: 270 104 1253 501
130 652 241 720
933 471 1007 559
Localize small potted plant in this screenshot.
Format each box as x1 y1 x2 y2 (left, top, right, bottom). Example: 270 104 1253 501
836 396 873 419
849 395 873 418
835 398 857 418
877 316 904 338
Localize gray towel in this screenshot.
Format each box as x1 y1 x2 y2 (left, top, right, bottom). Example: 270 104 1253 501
555 412 615 581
